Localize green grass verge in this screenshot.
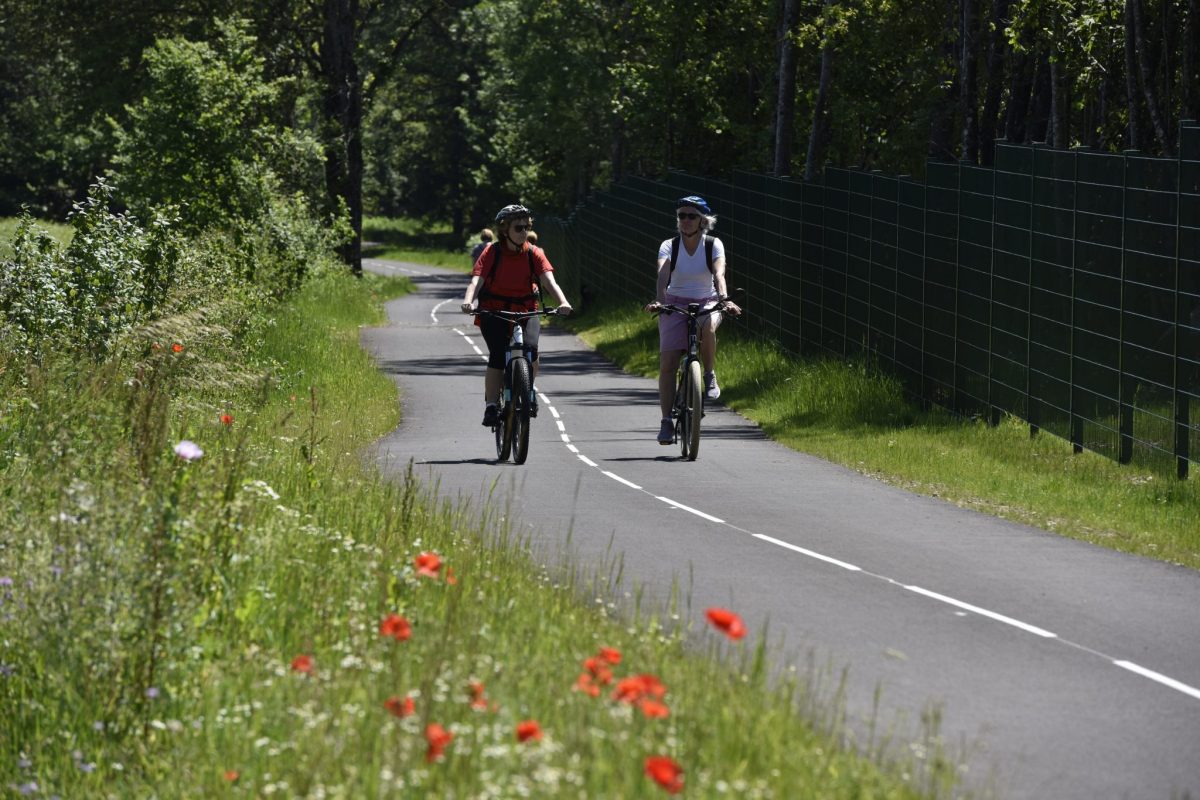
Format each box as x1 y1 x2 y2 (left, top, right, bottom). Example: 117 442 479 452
363 215 473 270
0 216 73 257
1 271 946 797
564 300 1200 571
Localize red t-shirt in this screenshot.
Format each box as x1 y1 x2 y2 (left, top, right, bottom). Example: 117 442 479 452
472 243 553 312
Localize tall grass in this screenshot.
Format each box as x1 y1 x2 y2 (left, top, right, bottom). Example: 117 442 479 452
568 301 1200 571
1 271 947 797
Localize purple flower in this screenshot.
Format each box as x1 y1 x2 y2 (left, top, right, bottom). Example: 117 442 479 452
18 782 37 796
50 565 63 578
0 576 12 586
0 663 14 677
145 686 160 699
17 757 31 769
173 440 203 461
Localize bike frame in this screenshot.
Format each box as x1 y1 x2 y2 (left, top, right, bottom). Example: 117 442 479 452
658 300 724 460
473 308 557 464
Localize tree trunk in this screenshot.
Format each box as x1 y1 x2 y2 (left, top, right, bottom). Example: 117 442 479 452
322 0 363 276
928 0 960 160
1185 0 1199 121
1027 53 1051 143
978 0 1009 164
773 0 801 176
1130 0 1173 154
1124 0 1145 149
1049 55 1069 148
804 0 836 180
1004 46 1033 143
960 0 980 163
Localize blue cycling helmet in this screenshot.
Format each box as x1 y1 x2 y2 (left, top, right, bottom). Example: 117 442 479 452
676 195 711 215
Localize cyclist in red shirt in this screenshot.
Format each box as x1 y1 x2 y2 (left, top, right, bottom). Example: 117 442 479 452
461 204 573 426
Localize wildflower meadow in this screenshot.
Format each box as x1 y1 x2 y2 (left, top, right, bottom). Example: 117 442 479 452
1 219 953 797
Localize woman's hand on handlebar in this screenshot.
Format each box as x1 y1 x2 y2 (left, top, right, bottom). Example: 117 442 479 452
557 303 573 316
461 302 474 314
719 298 742 316
644 301 663 313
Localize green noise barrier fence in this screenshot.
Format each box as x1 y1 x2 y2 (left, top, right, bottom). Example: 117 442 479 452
540 122 1200 478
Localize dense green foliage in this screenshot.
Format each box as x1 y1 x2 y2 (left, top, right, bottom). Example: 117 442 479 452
4 0 1196 239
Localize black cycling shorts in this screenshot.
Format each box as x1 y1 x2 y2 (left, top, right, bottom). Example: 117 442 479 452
480 315 538 370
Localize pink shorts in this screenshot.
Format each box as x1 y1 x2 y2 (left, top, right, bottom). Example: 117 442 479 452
658 292 722 352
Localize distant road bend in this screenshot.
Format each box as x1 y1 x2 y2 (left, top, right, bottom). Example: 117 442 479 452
362 260 1200 800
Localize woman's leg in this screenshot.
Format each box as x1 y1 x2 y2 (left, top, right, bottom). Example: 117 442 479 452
700 316 720 372
659 350 684 418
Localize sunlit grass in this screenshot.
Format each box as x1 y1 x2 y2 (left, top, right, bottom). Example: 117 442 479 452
363 215 472 270
0 215 73 257
1 271 948 797
567 300 1200 571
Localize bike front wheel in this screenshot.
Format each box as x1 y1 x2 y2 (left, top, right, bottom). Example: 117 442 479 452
680 359 703 460
495 389 514 462
510 358 532 465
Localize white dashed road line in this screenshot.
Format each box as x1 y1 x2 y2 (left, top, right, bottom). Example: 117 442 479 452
438 301 1200 705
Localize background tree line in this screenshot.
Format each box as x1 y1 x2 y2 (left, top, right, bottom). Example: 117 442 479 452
2 0 1196 270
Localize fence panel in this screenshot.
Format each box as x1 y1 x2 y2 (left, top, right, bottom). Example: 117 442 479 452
551 124 1198 476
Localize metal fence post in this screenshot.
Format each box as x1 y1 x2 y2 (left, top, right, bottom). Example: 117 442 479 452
1175 121 1195 478
1118 150 1136 464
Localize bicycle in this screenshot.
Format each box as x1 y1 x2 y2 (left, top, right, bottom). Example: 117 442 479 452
653 296 737 461
471 307 559 465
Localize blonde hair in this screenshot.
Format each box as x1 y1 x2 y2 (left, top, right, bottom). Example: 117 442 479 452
479 228 494 242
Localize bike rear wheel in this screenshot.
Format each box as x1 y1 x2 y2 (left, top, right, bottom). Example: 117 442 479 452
510 358 532 465
680 359 703 460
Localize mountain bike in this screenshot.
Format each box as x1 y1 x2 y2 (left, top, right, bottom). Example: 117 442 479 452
655 298 735 461
472 307 558 465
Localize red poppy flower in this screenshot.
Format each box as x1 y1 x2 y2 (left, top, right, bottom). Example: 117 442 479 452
515 719 543 742
613 674 667 704
644 756 684 794
379 613 412 641
223 770 240 782
583 656 613 685
424 723 453 762
384 694 415 718
705 607 747 640
639 699 670 718
469 681 489 710
290 654 314 674
597 646 621 664
171 343 184 353
445 566 457 585
573 672 601 697
414 552 442 579
220 414 234 425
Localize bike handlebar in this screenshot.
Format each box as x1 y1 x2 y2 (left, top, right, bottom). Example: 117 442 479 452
649 287 743 318
469 307 560 319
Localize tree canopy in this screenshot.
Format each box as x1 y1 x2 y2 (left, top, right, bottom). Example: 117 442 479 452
2 0 1196 256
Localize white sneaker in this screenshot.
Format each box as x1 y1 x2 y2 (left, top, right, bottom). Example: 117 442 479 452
704 371 720 400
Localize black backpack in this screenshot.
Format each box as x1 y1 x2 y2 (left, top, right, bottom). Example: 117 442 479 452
668 234 715 275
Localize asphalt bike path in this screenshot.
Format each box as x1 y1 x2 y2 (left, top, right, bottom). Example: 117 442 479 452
360 260 1200 800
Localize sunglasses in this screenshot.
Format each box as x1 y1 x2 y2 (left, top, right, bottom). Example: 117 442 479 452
677 212 700 220
512 223 532 232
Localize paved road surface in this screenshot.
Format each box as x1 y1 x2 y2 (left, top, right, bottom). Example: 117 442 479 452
361 260 1200 800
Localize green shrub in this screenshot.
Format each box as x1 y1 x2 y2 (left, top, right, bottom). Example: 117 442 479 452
111 18 323 235
0 180 183 359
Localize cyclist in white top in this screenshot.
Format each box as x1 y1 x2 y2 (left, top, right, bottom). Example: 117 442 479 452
644 195 742 445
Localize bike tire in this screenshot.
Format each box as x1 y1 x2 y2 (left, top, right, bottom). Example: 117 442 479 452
510 358 532 465
495 368 514 462
682 359 703 460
